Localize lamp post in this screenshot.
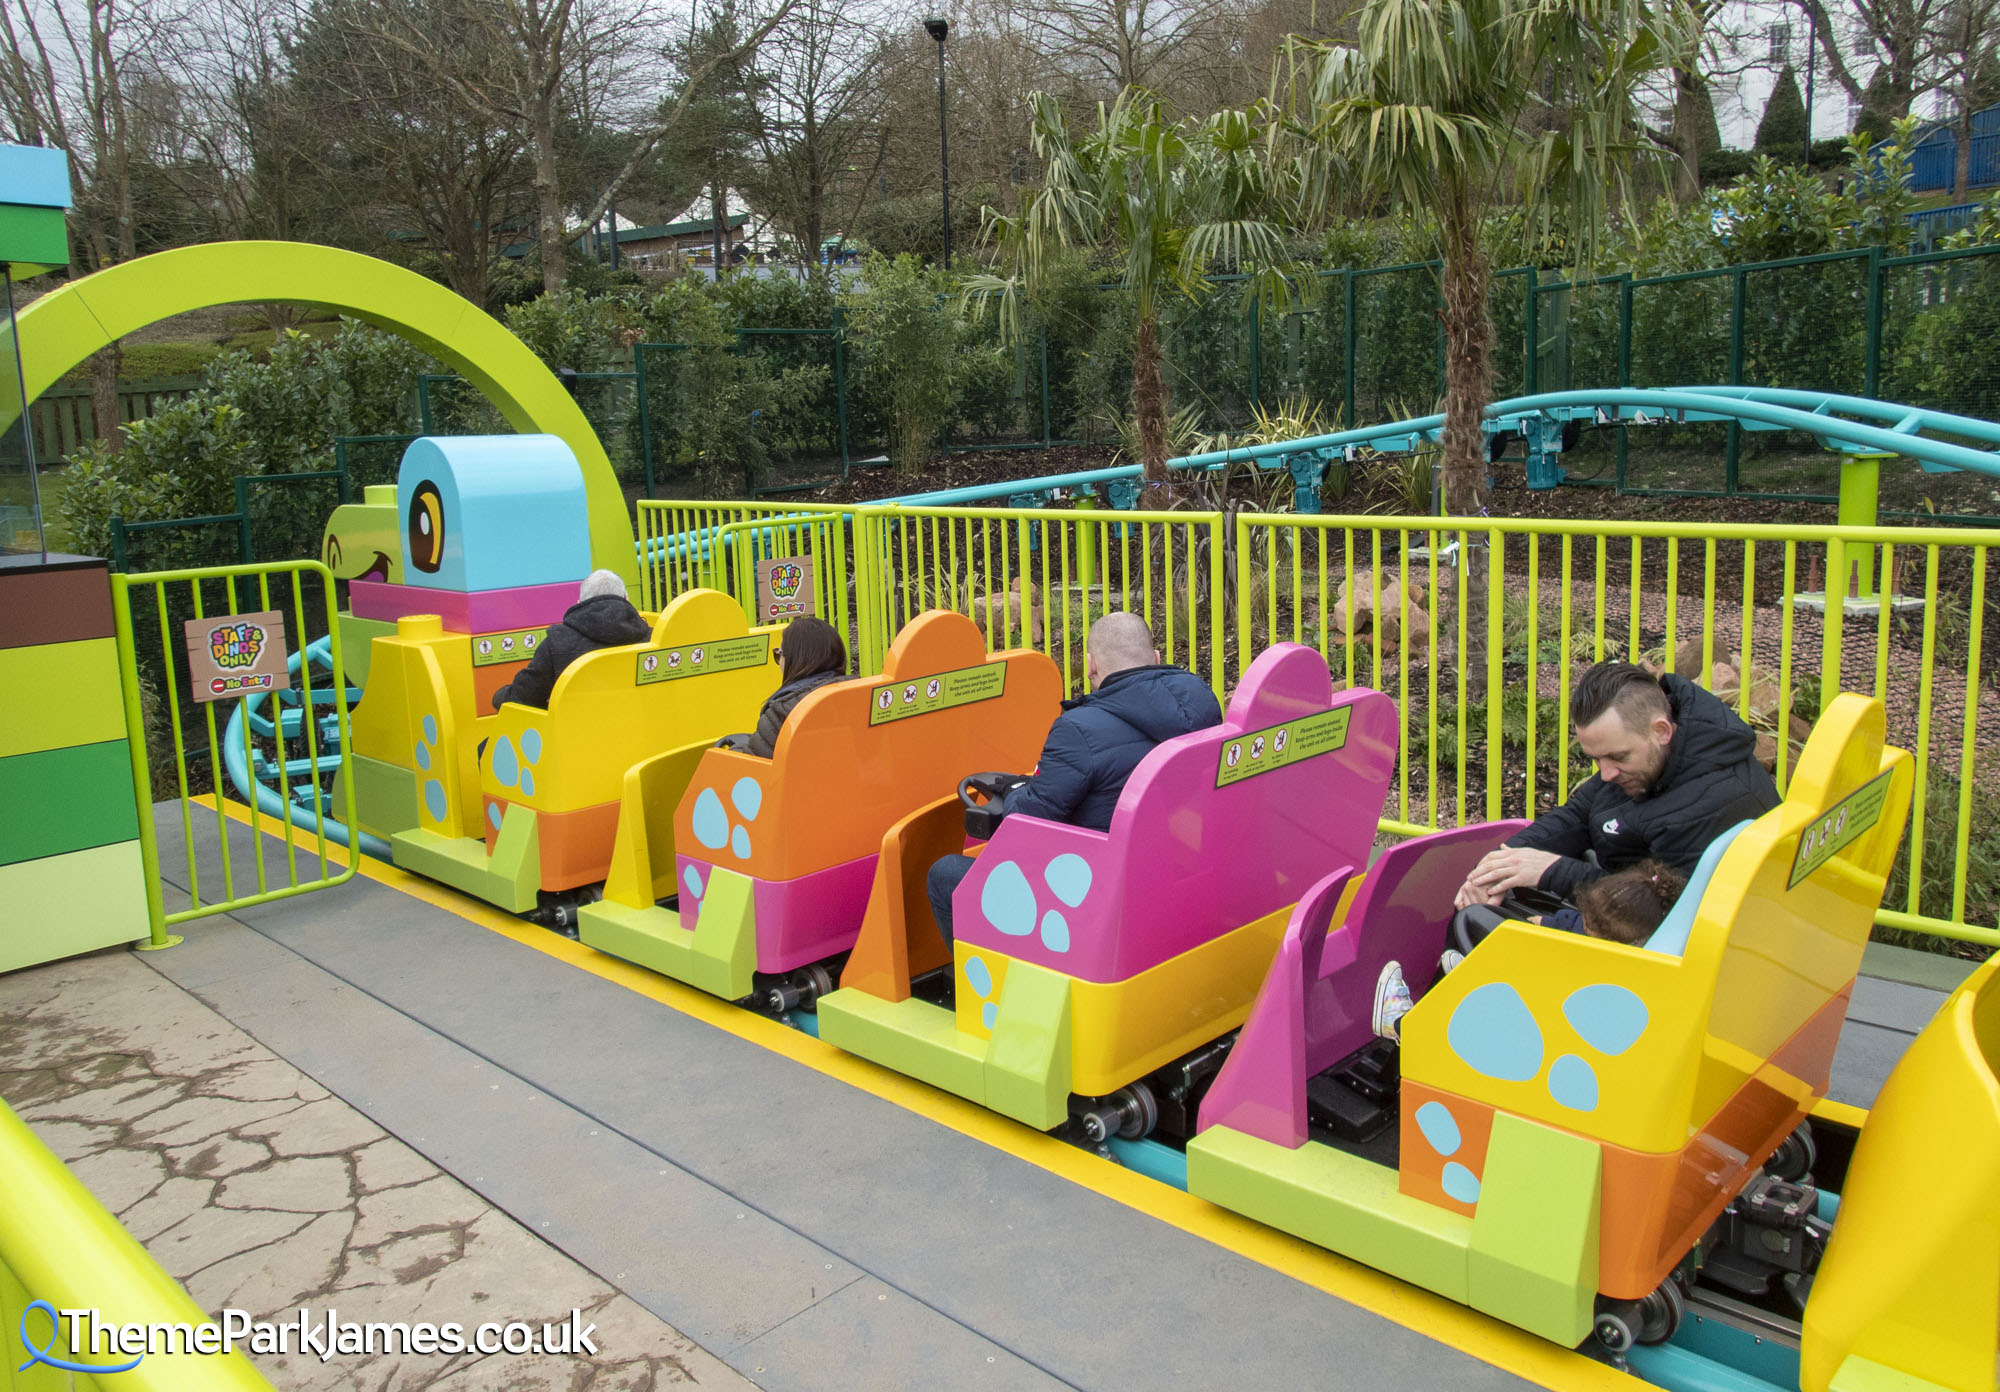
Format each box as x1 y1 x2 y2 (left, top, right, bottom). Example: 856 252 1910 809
923 16 951 266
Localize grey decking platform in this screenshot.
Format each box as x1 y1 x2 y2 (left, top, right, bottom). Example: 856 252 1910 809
140 808 1959 1391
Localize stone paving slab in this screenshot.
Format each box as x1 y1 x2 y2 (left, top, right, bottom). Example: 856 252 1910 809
0 947 758 1392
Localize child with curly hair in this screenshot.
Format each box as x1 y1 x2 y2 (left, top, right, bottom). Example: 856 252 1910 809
1370 859 1689 1042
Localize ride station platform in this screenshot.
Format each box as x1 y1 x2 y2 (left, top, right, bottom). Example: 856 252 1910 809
10 800 1957 1392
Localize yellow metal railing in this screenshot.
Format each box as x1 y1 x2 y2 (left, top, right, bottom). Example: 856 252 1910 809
114 559 358 944
830 502 1999 953
1231 512 2000 951
634 499 833 613
0 1100 277 1389
851 504 1226 694
628 497 1998 951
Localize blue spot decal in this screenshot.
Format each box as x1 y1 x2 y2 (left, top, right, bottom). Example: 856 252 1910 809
1563 983 1649 1057
982 1002 998 1029
730 824 751 859
521 728 542 763
1043 854 1093 908
731 777 763 821
963 956 993 996
491 736 519 788
423 779 447 821
486 801 502 831
681 865 705 900
414 740 431 771
691 788 730 850
1447 983 1545 1082
1441 1162 1483 1205
1039 911 1070 953
421 714 438 745
980 861 1037 936
1414 1101 1461 1157
1548 1054 1600 1112
519 768 535 798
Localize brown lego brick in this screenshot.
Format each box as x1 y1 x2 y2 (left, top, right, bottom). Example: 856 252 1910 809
0 558 115 649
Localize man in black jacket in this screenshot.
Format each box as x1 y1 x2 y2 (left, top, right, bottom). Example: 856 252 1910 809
926 611 1222 944
1455 660 1781 911
490 570 651 710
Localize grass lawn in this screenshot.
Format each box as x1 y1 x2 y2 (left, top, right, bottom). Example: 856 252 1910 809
0 463 74 551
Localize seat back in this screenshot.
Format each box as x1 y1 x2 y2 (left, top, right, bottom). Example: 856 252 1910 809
1198 820 1526 1147
952 644 1400 984
482 589 780 821
1641 821 1748 955
671 611 1062 884
1397 694 1913 1297
1800 954 2000 1392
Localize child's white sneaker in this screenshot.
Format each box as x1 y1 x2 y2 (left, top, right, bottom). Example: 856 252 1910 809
1371 961 1414 1041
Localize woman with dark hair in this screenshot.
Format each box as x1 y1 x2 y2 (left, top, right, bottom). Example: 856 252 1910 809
737 617 848 758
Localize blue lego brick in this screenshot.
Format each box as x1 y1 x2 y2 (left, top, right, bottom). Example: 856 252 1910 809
0 143 73 208
397 435 593 593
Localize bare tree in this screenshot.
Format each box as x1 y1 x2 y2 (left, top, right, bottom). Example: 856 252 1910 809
740 0 893 267
335 0 641 294
1793 0 1944 134
286 0 536 305
566 0 803 241
0 0 182 440
1007 0 1245 95
1925 0 2000 194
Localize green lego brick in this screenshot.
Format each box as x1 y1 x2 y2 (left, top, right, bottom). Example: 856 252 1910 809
1186 1126 1474 1303
0 841 148 973
816 990 989 1102
391 806 538 913
982 960 1072 1130
0 203 67 274
0 638 127 757
338 613 397 689
577 867 758 1000
0 741 138 866
1828 1355 1958 1392
347 752 421 841
1466 1112 1601 1345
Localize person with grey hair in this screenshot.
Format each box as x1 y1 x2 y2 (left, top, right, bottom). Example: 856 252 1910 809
925 610 1222 944
490 568 650 710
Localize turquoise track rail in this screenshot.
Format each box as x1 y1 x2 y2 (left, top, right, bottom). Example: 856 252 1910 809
222 636 391 861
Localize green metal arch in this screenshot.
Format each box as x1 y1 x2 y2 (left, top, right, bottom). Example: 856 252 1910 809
8 241 637 582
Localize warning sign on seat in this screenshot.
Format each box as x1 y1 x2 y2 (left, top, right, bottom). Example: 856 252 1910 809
868 663 1007 726
635 634 771 685
1788 769 1894 888
1215 707 1352 788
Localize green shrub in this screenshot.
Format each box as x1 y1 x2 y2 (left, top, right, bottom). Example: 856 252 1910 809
53 322 434 563
633 281 828 495
59 342 222 383
58 397 252 564
1881 768 2000 954
853 187 993 265
502 288 639 372
845 254 963 475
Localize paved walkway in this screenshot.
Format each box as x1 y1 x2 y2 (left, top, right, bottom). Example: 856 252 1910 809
0 948 754 1391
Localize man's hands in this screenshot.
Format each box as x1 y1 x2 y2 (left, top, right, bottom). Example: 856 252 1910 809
1454 846 1562 909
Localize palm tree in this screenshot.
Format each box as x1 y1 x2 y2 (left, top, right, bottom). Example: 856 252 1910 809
1275 0 1692 512
965 90 1298 493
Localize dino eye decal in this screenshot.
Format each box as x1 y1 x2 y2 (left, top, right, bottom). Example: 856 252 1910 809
408 481 445 573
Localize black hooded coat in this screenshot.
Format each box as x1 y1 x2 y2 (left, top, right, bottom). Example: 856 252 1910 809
1000 665 1223 833
1507 673 1780 898
490 594 651 711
